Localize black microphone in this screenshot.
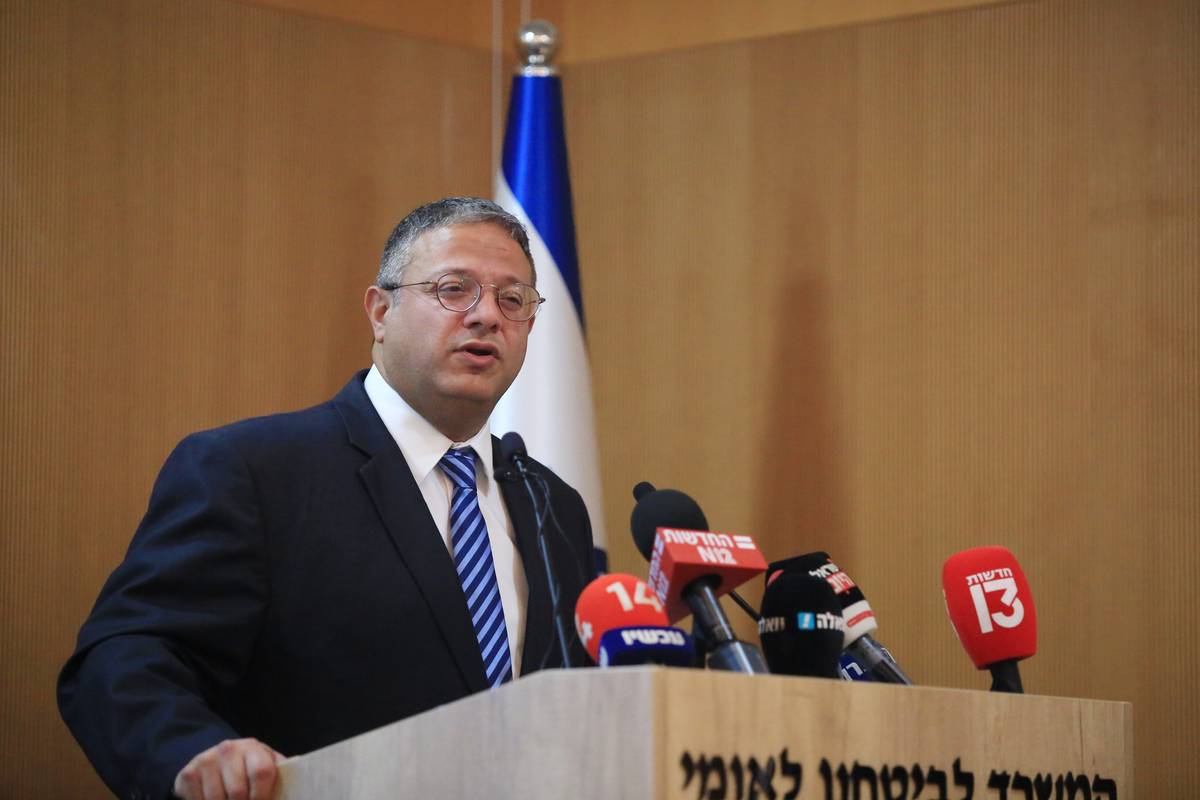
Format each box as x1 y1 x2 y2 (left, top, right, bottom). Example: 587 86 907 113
497 432 528 482
629 482 769 674
500 432 575 669
629 485 707 559
758 570 845 678
769 553 914 685
630 483 761 622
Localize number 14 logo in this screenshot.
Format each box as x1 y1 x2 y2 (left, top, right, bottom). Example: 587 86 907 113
606 580 664 615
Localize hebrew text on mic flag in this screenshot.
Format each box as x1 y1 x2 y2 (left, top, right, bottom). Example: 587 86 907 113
491 31 608 568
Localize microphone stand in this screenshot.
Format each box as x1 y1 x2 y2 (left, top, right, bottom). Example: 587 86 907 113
510 453 574 670
844 636 914 685
684 577 770 674
988 659 1024 693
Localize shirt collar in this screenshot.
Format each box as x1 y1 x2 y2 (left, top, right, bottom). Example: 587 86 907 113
363 365 494 486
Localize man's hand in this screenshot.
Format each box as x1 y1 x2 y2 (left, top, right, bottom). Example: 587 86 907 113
173 738 285 800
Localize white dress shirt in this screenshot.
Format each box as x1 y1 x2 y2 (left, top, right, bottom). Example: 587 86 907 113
363 365 527 675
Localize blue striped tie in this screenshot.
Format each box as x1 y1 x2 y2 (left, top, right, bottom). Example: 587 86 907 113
438 447 513 687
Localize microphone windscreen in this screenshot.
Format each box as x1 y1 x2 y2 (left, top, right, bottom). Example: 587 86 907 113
757 571 845 678
499 431 527 463
769 552 878 644
573 573 669 663
630 488 709 561
942 546 1037 669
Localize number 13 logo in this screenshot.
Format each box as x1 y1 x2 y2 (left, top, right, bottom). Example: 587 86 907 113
969 577 1024 633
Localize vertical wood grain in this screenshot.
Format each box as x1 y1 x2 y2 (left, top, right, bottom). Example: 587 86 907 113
569 0 1197 794
0 0 491 794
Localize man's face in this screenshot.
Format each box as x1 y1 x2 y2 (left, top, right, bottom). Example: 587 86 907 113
366 222 535 436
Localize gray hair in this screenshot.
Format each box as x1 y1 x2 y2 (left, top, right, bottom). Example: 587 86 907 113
377 197 535 287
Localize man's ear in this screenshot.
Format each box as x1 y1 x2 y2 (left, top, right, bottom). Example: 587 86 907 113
364 286 391 343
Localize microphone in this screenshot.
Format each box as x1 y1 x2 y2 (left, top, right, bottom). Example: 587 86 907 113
497 431 530 482
840 642 902 681
942 546 1037 693
757 570 844 678
573 573 694 667
629 485 707 559
837 643 902 681
768 553 914 685
630 483 769 674
837 652 873 681
500 431 575 669
628 484 758 623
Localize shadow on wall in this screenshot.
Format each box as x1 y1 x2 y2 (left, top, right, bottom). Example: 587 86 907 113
754 276 851 568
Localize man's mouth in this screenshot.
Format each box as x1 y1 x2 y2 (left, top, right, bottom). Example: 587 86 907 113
457 341 499 359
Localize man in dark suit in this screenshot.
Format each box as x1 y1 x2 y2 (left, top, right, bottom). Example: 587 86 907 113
58 197 594 800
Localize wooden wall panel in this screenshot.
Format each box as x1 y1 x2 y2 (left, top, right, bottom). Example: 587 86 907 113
0 0 490 795
558 0 1021 63
230 0 564 55
230 0 1017 64
568 0 1198 794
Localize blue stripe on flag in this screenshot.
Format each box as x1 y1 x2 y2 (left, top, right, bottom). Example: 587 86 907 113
501 74 584 325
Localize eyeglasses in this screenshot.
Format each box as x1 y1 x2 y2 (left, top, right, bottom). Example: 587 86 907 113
382 273 545 322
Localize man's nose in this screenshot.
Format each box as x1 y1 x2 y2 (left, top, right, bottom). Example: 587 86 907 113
463 287 504 328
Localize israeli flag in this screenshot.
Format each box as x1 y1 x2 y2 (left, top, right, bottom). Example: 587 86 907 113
492 59 608 568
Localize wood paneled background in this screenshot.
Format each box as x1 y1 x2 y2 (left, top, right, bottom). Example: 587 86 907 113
2 0 1196 796
574 0 1198 794
0 0 492 795
232 0 1013 62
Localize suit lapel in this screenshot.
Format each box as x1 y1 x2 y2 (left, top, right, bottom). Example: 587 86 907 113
495 448 555 675
335 374 488 694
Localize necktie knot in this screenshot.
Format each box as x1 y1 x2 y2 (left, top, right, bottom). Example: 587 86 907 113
438 448 478 491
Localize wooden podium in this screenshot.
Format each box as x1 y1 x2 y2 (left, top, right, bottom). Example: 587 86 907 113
276 668 1131 799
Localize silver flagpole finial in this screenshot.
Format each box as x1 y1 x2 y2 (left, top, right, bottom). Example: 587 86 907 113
517 20 559 75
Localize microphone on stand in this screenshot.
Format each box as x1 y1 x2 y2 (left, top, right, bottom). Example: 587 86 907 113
573 573 694 667
757 569 845 678
942 546 1037 693
630 483 770 674
632 482 761 622
837 645 902 682
769 553 914 685
499 432 575 669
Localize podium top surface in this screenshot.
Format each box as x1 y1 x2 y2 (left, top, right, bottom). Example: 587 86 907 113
279 668 1132 800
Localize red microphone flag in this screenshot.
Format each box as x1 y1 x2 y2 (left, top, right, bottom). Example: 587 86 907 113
942 546 1038 669
647 528 768 623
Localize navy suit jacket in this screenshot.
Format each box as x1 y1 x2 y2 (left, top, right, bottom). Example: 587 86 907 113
58 371 594 800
